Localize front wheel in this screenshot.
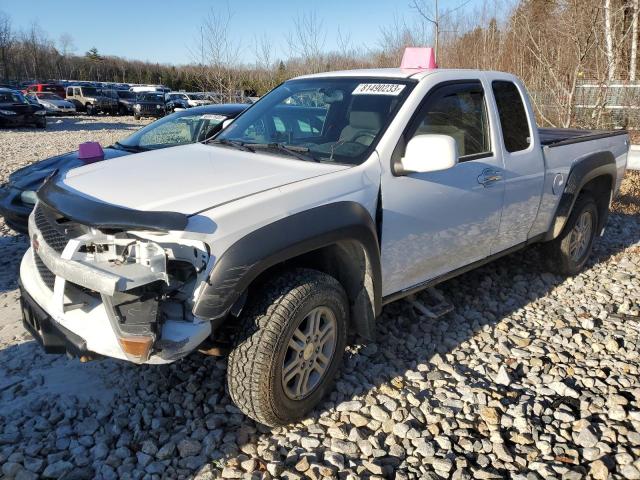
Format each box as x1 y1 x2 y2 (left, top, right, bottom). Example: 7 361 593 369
544 193 599 275
227 269 348 427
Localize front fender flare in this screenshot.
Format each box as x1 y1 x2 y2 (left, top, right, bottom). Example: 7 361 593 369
192 201 382 329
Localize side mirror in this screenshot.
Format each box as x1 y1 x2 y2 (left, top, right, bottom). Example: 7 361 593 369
399 134 458 174
221 118 234 130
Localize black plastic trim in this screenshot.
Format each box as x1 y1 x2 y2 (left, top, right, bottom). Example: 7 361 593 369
545 151 616 240
20 281 92 356
38 176 188 232
542 129 628 148
193 201 382 321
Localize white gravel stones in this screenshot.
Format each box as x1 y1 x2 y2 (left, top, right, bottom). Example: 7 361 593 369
0 121 639 478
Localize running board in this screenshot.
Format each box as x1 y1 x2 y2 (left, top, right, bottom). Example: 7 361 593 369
406 288 454 319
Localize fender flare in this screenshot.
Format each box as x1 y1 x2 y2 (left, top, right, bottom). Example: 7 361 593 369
545 151 616 240
192 201 382 330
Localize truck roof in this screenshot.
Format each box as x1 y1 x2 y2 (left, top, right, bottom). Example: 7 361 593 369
293 67 509 81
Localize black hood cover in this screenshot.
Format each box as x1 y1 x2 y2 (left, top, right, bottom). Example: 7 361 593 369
38 175 188 232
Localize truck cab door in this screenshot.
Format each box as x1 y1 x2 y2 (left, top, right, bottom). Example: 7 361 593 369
488 79 545 253
380 80 505 297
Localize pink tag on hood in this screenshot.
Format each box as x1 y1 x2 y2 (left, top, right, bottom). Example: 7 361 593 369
78 142 104 163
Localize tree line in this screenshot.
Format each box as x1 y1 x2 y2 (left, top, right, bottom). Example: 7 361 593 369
1 0 638 128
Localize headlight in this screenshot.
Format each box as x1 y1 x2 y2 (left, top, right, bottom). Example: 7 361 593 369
156 104 162 109
0 109 16 115
134 104 141 110
20 190 37 206
34 110 46 115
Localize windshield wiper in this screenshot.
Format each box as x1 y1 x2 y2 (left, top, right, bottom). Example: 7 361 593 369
209 138 255 152
114 142 147 153
249 143 318 162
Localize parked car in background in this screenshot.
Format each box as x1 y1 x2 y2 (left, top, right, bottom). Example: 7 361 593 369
0 88 47 128
165 92 190 111
24 83 66 99
130 85 170 94
184 92 212 107
133 92 167 119
115 90 137 115
65 85 118 114
27 92 76 115
0 103 247 232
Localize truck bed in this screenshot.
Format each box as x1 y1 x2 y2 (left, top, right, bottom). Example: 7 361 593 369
539 127 628 148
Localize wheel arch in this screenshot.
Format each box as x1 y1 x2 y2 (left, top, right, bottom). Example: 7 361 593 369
545 151 616 240
192 201 382 339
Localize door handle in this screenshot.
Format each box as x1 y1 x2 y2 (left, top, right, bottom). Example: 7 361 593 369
478 168 503 187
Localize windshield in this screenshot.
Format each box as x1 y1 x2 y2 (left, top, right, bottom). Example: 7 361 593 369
138 92 165 102
82 87 98 97
215 77 415 165
117 111 228 150
37 92 62 100
0 91 27 104
117 91 134 99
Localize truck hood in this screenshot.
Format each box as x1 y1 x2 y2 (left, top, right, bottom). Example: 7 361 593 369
59 143 349 215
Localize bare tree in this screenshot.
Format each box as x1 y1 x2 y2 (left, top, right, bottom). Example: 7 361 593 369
410 0 472 62
191 5 243 100
0 11 13 80
604 0 616 79
631 0 639 80
286 12 326 74
58 32 74 56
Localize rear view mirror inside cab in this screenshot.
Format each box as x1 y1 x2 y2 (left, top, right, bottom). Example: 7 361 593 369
320 89 344 104
397 134 458 175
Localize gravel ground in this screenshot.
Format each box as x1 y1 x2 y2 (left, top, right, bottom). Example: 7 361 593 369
0 120 639 480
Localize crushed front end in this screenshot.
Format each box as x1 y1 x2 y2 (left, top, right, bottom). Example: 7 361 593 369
20 196 212 364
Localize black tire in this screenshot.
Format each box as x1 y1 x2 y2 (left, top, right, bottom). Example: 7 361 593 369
134 114 141 120
119 106 127 116
86 104 94 115
227 268 348 427
36 117 46 129
544 193 599 275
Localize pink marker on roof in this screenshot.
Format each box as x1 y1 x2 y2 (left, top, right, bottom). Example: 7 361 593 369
400 47 437 70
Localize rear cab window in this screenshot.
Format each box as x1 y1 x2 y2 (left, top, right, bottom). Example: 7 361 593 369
491 81 531 153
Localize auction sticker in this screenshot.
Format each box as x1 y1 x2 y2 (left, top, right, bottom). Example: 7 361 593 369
352 83 406 96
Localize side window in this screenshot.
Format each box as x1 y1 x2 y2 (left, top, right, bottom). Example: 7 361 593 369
492 81 530 153
408 82 490 159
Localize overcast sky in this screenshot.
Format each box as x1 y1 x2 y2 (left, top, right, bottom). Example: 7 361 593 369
2 0 494 65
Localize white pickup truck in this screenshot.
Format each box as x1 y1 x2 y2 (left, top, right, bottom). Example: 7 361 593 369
20 59 629 426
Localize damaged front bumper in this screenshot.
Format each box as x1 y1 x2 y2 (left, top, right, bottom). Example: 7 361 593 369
21 203 212 364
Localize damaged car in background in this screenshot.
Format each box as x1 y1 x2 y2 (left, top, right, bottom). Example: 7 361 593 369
0 104 247 233
20 49 629 426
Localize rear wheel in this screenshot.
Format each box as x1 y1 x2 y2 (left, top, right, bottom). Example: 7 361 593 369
544 193 599 275
85 103 94 115
227 269 348 426
36 116 46 129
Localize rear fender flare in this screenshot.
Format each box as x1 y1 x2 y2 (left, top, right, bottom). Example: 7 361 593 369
546 151 616 240
192 201 382 336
